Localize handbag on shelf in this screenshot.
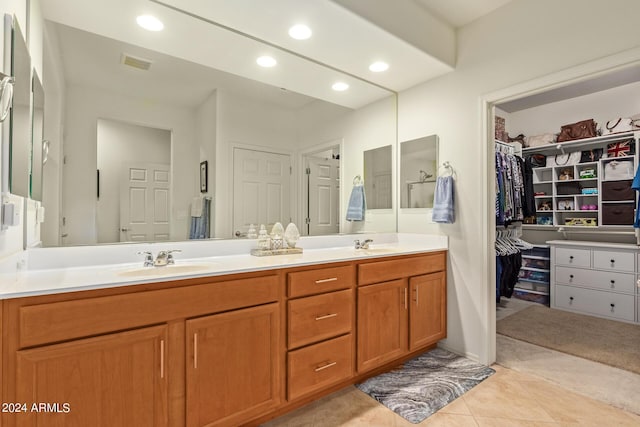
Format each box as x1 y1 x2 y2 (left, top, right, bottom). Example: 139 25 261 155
557 119 597 142
579 148 603 163
607 139 635 157
602 118 634 135
527 153 546 168
603 159 634 180
524 133 556 148
546 151 581 167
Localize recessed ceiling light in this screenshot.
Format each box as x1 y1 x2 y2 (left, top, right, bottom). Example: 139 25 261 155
369 61 389 72
256 56 277 68
137 15 164 31
289 24 312 40
332 82 349 92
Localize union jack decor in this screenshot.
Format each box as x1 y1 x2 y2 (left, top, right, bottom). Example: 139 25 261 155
607 139 635 157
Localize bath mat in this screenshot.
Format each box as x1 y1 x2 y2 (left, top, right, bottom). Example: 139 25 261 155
356 348 495 424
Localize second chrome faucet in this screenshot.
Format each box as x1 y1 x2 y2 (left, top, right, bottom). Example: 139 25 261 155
138 250 182 267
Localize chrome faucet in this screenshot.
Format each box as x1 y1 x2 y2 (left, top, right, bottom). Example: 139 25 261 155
154 250 182 266
138 251 154 267
354 239 373 249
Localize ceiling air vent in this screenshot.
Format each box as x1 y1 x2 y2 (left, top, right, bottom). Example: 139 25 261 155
121 53 153 71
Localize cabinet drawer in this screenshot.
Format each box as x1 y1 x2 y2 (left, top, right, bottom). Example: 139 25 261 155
554 248 590 268
18 274 279 348
555 267 635 294
288 265 353 298
554 285 635 322
592 250 634 272
288 334 353 401
288 289 353 349
358 252 446 286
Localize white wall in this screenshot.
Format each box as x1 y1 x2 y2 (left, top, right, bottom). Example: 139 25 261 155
195 91 217 234
62 84 198 245
507 81 640 137
397 0 640 363
214 90 298 238
96 119 171 243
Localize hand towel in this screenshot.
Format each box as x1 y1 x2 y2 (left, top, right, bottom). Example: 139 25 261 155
191 196 203 217
346 185 366 221
432 176 455 224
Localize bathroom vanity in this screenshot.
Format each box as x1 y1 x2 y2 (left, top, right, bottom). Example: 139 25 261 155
0 236 447 427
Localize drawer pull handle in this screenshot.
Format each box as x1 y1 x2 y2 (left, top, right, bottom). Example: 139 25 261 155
193 333 198 369
314 361 337 372
569 275 574 279
315 277 338 284
569 256 574 260
610 259 615 264
160 339 165 379
315 313 338 321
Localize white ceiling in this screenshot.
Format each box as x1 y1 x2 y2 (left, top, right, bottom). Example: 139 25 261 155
415 0 514 28
40 0 517 109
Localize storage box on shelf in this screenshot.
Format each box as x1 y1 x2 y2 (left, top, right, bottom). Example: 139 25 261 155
525 132 639 229
548 241 638 323
515 245 550 306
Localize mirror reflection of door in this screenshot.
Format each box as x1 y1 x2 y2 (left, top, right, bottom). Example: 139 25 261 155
96 119 171 243
363 145 392 209
232 147 291 237
119 163 170 242
304 149 340 236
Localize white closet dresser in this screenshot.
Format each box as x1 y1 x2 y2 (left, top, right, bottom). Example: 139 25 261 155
548 240 639 324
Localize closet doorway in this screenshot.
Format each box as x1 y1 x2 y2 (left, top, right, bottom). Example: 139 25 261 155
301 143 341 236
484 58 640 413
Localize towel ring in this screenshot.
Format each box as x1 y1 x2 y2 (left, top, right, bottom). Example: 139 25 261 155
439 161 454 177
353 175 363 185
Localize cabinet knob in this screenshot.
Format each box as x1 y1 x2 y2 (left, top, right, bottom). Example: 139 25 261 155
569 274 574 279
569 256 574 260
610 280 615 288
569 296 574 303
610 259 615 264
610 303 615 312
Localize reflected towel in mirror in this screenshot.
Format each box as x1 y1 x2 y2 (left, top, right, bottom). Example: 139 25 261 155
432 176 455 224
346 185 366 221
191 196 203 217
190 197 211 239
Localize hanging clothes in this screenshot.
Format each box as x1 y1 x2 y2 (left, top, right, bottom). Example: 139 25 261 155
495 151 527 226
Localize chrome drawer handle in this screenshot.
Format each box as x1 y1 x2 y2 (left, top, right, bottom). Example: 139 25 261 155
314 361 337 372
315 313 337 321
315 277 338 284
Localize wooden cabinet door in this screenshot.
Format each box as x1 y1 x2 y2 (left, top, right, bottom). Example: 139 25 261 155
16 325 168 427
357 279 408 373
409 272 447 351
186 303 280 427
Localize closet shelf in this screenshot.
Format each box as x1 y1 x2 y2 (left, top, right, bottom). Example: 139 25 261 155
521 267 551 273
513 286 550 296
522 131 638 155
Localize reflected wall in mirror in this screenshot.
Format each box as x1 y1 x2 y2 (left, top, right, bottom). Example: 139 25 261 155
363 145 392 209
30 71 44 201
38 14 396 247
400 135 438 209
8 16 31 198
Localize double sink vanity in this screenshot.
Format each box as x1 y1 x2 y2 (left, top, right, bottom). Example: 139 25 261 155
0 233 447 426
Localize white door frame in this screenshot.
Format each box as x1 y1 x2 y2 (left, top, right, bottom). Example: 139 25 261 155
479 48 640 365
299 139 343 236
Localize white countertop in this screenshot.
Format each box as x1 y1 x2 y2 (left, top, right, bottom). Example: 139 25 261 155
0 233 448 299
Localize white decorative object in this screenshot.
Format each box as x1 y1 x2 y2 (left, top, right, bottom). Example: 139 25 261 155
284 223 300 248
270 222 284 237
247 224 257 239
257 224 270 249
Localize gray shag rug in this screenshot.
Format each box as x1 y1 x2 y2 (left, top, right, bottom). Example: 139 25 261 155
497 305 640 375
356 348 495 424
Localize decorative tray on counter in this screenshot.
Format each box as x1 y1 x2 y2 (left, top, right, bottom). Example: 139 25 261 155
250 248 303 257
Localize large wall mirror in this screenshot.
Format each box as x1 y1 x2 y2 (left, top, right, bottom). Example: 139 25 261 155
400 135 438 209
35 1 397 247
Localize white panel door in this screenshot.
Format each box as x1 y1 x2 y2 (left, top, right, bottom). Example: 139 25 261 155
119 163 170 242
233 148 291 237
307 157 339 236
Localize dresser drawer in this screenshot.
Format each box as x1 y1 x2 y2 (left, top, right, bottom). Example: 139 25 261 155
288 265 354 298
592 250 634 272
288 289 353 349
554 247 590 268
358 252 446 285
554 285 635 322
288 334 353 401
555 266 635 294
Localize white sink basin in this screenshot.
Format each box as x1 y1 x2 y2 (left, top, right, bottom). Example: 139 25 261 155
117 263 215 277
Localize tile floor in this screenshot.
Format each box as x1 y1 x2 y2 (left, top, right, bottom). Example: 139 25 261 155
263 298 640 426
